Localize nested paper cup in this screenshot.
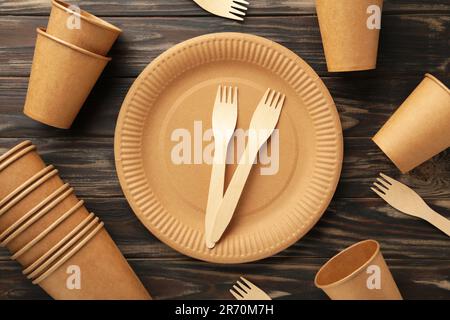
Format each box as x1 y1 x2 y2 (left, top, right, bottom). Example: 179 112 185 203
23 28 111 129
0 141 32 165
0 143 46 202
47 0 122 56
2 185 91 255
14 200 91 269
26 216 99 279
373 74 450 173
316 0 383 72
33 223 151 300
315 240 402 300
22 212 95 275
0 166 63 235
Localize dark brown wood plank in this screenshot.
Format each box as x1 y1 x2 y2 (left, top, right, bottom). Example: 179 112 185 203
1 197 448 262
0 258 449 300
0 138 448 199
2 75 449 139
0 15 448 77
1 0 449 16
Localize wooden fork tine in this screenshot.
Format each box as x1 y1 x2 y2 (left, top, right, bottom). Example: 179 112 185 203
230 289 244 300
373 182 388 193
236 280 249 290
376 177 391 189
233 284 247 297
233 87 238 104
371 186 386 199
215 85 222 104
234 0 249 5
379 172 397 185
230 7 246 16
232 2 248 11
240 277 255 289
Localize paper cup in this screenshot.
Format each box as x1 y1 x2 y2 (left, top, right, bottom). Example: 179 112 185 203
315 240 402 300
47 0 122 56
316 0 383 72
27 216 99 279
22 212 95 275
0 141 32 165
12 201 89 267
0 144 46 202
34 224 151 300
23 28 111 129
0 167 62 235
1 185 90 255
373 74 450 173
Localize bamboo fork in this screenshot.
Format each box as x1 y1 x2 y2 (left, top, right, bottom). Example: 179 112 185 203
205 85 238 248
193 0 249 21
209 89 285 247
230 277 272 300
372 173 450 237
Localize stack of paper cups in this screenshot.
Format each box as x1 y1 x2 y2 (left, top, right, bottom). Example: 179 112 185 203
0 141 151 300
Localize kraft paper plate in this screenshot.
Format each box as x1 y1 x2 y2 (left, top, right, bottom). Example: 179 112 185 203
115 33 343 263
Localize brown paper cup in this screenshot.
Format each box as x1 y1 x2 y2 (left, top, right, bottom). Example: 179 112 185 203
0 141 32 165
315 240 402 300
23 28 111 129
0 144 46 202
22 212 95 275
34 224 151 300
1 185 91 256
0 166 62 235
14 201 91 269
47 0 122 56
26 216 99 279
316 0 383 72
373 74 450 173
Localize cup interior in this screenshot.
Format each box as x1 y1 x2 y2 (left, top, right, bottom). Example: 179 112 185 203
315 240 380 288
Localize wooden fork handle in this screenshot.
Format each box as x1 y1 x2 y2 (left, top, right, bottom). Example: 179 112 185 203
426 209 450 237
210 148 256 243
205 145 228 247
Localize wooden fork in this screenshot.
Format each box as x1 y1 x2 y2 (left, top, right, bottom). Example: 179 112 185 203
230 277 272 300
372 173 450 237
193 0 249 21
205 85 238 248
209 88 285 247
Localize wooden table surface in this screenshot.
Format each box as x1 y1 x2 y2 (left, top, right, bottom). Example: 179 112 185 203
0 0 449 300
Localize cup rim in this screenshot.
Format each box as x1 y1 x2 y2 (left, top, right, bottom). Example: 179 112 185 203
0 163 52 214
52 0 122 34
27 216 99 280
22 211 94 276
314 239 381 289
11 187 79 261
425 73 450 95
0 141 32 165
36 27 112 61
33 220 104 284
0 174 68 246
0 145 37 176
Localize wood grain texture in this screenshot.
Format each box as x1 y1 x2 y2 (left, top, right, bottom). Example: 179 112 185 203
0 15 449 78
0 137 448 199
0 0 449 300
1 75 449 139
0 258 449 300
0 198 448 262
1 0 449 16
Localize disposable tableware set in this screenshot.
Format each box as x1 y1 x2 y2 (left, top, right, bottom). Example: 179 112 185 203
0 0 449 300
